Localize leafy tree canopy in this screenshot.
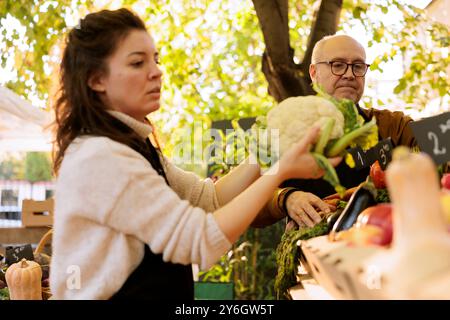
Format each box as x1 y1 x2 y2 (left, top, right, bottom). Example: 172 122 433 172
1 0 448 173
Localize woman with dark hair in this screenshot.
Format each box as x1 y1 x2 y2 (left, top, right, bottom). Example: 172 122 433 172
50 8 340 299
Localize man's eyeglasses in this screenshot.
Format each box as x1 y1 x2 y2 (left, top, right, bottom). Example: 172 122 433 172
315 61 370 77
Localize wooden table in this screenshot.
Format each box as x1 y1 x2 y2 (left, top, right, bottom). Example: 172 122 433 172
0 223 51 255
290 280 335 300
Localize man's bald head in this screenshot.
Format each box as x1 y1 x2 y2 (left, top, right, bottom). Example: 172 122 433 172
311 35 366 64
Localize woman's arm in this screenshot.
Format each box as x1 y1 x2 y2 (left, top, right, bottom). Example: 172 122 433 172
214 155 261 206
64 128 338 269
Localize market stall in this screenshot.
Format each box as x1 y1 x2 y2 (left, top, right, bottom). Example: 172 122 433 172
288 146 450 300
0 85 52 152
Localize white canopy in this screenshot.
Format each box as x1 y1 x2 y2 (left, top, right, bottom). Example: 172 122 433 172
0 86 53 152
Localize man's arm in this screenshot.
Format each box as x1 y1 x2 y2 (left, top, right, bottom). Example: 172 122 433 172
251 188 292 228
367 108 417 148
251 187 334 228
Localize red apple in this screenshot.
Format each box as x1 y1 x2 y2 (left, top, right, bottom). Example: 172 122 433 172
336 225 385 247
441 173 450 190
370 161 386 189
356 204 393 246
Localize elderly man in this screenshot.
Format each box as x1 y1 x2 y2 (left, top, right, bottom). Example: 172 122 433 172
252 34 416 228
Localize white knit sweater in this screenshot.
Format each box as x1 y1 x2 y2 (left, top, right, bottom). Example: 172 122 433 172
50 111 231 299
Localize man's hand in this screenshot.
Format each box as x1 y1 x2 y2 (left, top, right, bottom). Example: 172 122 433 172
285 191 336 227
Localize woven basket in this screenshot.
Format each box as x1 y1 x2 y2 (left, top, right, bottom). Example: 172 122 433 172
34 229 53 300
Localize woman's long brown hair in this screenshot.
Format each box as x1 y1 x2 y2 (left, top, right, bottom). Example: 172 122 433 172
53 8 152 174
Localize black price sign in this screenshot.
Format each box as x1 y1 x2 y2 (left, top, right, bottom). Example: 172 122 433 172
410 112 450 165
374 138 394 170
5 244 34 266
346 138 394 170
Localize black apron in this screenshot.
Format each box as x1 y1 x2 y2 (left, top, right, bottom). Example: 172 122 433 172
105 120 194 300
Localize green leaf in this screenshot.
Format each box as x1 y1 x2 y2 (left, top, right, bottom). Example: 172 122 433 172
393 79 407 94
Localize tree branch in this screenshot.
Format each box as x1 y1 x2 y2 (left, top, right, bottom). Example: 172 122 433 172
251 0 343 102
252 0 289 63
300 0 343 78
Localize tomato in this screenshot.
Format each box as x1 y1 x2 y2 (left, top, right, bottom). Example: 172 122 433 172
370 160 386 189
356 204 393 246
441 173 450 190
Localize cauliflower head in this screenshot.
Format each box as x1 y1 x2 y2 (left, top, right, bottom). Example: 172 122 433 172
266 95 344 155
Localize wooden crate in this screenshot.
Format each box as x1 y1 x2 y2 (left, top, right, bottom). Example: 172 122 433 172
300 235 385 299
21 199 54 227
300 235 450 299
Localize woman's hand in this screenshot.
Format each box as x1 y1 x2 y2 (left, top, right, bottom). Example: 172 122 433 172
276 126 342 181
286 191 336 228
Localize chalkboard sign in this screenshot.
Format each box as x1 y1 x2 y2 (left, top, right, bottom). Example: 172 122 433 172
347 146 374 170
346 138 394 170
5 244 34 266
373 138 394 170
410 112 450 165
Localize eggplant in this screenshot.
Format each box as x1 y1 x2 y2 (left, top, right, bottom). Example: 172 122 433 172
326 209 343 233
330 185 376 237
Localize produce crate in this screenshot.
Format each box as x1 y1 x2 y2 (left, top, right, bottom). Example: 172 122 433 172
21 199 54 227
299 235 385 299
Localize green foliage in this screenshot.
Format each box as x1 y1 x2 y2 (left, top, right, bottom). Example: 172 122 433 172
0 287 9 300
24 152 52 182
0 154 25 180
199 222 285 300
342 0 449 110
274 220 329 300
144 1 274 164
233 223 285 300
1 0 72 104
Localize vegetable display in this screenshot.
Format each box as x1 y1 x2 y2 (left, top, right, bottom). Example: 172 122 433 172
360 148 450 299
329 184 377 237
275 147 450 299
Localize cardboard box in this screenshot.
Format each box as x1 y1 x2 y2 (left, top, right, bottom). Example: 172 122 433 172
21 198 54 227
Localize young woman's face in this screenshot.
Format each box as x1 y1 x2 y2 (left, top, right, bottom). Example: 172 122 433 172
92 29 162 122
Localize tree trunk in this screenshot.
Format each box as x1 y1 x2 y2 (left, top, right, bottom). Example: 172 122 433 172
252 0 343 102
